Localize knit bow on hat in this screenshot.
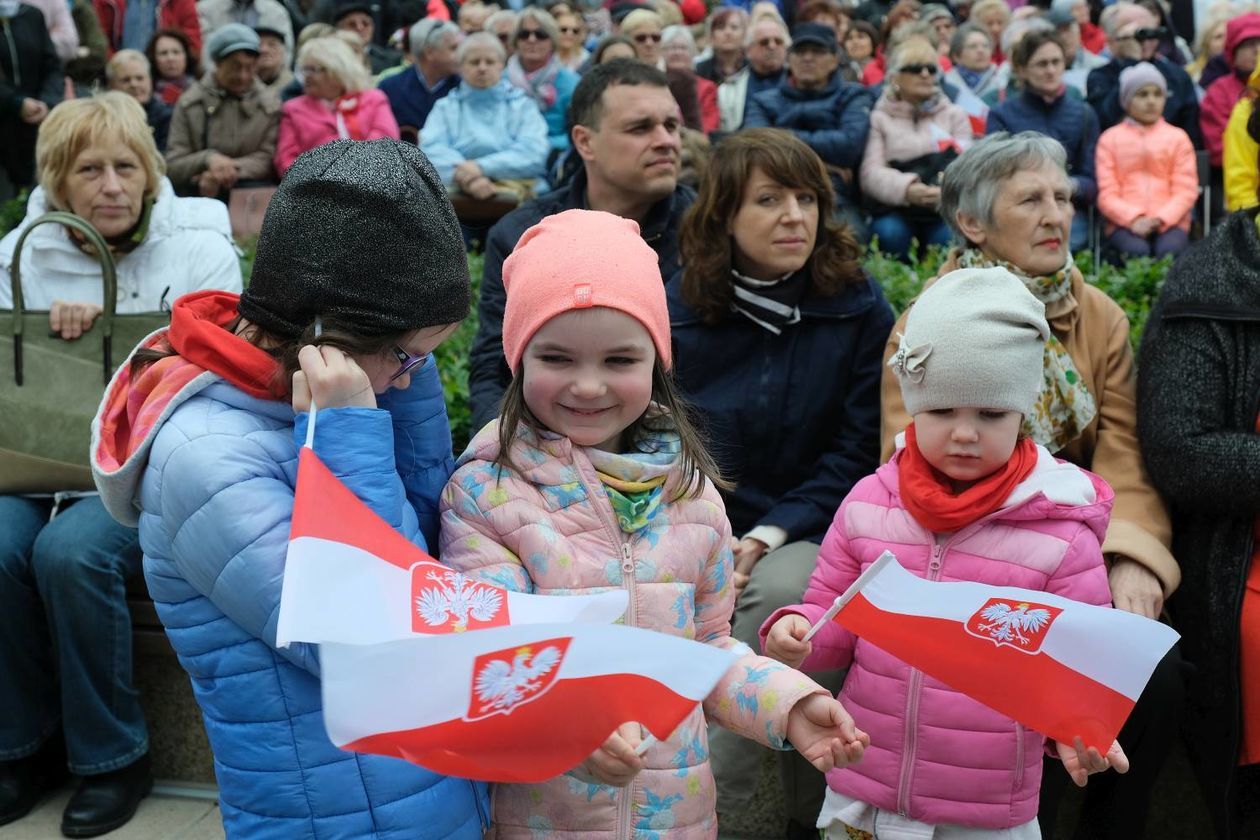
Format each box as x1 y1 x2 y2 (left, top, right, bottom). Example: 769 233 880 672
888 332 933 384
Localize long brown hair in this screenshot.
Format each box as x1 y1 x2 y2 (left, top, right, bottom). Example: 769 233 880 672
494 357 732 499
678 128 864 324
130 315 407 399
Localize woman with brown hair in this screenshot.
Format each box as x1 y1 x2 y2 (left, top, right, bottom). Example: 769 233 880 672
145 28 201 107
672 127 894 839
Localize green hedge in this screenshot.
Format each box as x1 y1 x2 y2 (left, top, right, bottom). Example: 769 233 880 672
0 192 1169 452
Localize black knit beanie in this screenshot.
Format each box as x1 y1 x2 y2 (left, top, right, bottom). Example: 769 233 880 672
240 139 470 339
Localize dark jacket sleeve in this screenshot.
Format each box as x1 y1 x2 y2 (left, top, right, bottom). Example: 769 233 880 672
1087 65 1123 131
742 89 772 128
468 216 518 433
756 283 896 541
984 105 1011 134
35 15 65 109
1138 270 1260 517
1072 103 1100 204
798 89 872 170
1171 68 1202 148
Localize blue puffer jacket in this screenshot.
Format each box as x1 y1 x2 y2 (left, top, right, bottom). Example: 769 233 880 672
985 88 1100 204
92 300 490 838
742 72 873 200
667 273 895 543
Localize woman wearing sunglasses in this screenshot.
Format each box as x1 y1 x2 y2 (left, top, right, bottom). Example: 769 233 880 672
621 8 665 68
553 9 590 70
506 6 580 153
90 139 485 838
986 29 1099 253
861 36 972 260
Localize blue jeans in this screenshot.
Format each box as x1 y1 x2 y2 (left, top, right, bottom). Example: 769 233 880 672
0 495 148 774
870 213 953 260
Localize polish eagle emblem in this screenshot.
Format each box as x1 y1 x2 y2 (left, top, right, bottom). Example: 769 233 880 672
412 562 505 633
964 598 1063 653
465 638 571 720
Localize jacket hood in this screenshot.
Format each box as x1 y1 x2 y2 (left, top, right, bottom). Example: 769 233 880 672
880 438 1115 543
1226 13 1260 68
91 290 287 525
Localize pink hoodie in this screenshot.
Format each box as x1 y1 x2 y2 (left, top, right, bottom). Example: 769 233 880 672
762 445 1114 829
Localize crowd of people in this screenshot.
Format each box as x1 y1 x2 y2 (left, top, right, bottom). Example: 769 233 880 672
2 1 1260 840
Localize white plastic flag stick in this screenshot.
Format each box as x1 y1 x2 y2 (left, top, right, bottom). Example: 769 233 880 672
303 317 322 450
634 733 657 757
803 551 898 642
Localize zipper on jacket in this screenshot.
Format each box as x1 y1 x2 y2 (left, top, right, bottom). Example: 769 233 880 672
616 777 637 840
470 780 488 831
2 20 19 88
620 541 638 628
1013 723 1025 789
896 543 945 815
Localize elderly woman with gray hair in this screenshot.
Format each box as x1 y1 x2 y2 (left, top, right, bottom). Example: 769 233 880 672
879 130 1184 840
505 6 579 153
663 25 718 132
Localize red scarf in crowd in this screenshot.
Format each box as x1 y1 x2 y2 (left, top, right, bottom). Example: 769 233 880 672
898 423 1038 533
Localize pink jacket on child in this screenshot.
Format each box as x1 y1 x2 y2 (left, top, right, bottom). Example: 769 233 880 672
1095 118 1197 233
275 89 400 175
440 421 828 839
762 444 1114 830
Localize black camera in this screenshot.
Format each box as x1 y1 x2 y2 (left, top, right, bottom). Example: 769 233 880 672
1134 27 1167 41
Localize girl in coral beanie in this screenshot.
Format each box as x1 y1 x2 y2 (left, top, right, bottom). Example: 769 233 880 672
438 209 868 838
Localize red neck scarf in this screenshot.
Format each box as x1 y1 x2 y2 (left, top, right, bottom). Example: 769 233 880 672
898 423 1038 533
167 290 285 400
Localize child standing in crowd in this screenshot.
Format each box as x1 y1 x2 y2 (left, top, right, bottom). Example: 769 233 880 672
439 209 869 838
763 268 1130 838
1095 62 1197 259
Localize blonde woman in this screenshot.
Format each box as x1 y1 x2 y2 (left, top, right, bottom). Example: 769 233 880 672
275 35 399 175
622 7 666 67
0 91 239 836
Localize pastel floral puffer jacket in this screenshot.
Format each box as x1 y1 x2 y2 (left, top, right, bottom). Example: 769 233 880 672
439 421 828 839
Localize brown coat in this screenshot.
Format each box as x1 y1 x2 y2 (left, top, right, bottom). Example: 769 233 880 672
165 75 280 195
879 254 1179 596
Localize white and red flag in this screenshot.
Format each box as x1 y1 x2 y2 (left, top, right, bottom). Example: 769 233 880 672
276 448 627 647
319 622 737 782
811 553 1179 751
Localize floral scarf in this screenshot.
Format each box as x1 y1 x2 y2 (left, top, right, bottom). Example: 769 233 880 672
507 54 561 110
957 248 1098 452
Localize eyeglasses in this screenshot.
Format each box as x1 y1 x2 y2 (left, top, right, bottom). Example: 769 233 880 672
389 346 427 382
632 32 663 43
558 26 582 35
757 37 786 48
517 28 551 41
899 62 938 76
298 65 327 76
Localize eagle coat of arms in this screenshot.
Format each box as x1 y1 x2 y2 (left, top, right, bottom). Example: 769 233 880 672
411 561 508 633
465 638 571 721
963 598 1063 653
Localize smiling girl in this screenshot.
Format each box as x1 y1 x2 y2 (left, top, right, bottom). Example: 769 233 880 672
439 208 870 838
766 267 1129 839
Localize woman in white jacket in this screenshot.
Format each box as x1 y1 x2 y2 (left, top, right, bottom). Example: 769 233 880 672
0 92 239 838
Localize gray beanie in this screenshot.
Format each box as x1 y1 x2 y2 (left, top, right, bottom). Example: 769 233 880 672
890 267 1050 417
241 139 470 339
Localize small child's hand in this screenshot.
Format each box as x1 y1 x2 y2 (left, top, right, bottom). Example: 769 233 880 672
581 722 645 787
291 344 376 413
786 694 870 772
1055 737 1129 787
765 614 813 668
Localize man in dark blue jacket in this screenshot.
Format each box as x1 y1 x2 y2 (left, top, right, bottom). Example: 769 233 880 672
987 29 1100 251
378 19 460 141
743 22 873 238
1086 3 1200 146
467 59 695 431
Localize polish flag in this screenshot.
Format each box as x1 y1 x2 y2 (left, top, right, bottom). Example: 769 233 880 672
276 448 627 647
951 85 989 136
319 622 738 782
815 553 1179 751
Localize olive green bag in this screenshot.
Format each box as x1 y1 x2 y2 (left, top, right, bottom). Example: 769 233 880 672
0 213 170 493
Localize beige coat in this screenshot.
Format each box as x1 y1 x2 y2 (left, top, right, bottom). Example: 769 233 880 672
879 254 1179 596
165 75 280 194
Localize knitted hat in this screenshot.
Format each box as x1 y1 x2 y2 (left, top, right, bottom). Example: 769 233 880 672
501 209 670 373
889 268 1050 417
205 23 260 61
1118 61 1165 108
240 139 470 339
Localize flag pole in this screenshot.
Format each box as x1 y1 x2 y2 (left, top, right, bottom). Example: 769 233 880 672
803 551 897 642
303 317 322 450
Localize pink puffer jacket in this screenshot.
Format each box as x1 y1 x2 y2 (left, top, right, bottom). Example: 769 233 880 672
762 445 1114 829
440 421 828 839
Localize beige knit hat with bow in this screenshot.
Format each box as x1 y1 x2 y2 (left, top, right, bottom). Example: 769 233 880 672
889 267 1050 417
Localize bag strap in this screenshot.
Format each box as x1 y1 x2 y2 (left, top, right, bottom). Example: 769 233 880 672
9 212 120 386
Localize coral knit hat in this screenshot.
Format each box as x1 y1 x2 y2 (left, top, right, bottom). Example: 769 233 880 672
501 209 672 372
